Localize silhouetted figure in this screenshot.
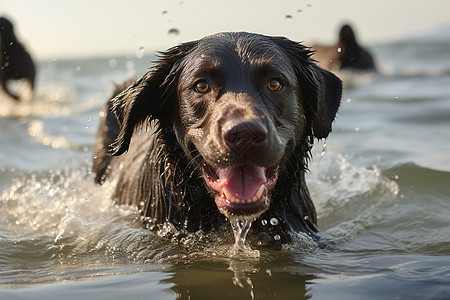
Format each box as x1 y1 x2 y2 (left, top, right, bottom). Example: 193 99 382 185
0 17 36 101
312 24 376 72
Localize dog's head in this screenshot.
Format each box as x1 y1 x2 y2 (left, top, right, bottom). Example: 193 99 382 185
110 32 342 220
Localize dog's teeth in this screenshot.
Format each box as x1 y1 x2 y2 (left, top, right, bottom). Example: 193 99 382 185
223 185 265 204
223 187 236 203
255 184 265 200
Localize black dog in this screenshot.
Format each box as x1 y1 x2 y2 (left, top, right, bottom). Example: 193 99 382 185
93 32 342 247
0 17 36 101
312 24 376 72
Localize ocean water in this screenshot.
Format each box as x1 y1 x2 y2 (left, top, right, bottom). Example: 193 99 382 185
0 29 449 299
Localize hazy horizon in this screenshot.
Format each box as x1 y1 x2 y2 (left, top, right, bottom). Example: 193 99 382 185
1 0 449 60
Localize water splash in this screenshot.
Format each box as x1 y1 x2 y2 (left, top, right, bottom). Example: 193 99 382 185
228 218 260 258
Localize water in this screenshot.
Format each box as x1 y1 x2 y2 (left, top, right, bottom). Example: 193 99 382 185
1 27 450 299
229 218 260 258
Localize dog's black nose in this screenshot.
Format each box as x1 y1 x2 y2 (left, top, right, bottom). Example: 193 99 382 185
224 120 268 156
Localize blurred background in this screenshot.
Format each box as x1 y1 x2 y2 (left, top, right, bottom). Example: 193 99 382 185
1 1 450 299
1 0 450 59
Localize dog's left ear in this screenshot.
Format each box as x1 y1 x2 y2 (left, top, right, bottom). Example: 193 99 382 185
308 64 342 139
272 37 342 139
109 41 198 156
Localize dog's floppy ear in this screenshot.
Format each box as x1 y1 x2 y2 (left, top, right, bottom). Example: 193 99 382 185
272 37 342 139
109 41 198 156
308 64 342 138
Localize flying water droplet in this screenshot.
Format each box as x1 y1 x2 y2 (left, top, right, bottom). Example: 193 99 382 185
270 218 279 226
135 46 145 59
285 15 293 21
168 28 180 39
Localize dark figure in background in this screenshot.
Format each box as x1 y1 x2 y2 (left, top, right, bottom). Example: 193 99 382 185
312 24 376 72
0 17 36 101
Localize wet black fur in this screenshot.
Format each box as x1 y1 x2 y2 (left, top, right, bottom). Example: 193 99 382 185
93 32 342 248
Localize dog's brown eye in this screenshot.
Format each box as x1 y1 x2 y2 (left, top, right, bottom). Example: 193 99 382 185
267 79 282 91
194 81 209 93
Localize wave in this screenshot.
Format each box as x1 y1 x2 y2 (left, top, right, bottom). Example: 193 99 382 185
306 151 400 241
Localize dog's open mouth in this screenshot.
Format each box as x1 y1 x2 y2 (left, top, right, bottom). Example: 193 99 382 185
202 162 278 218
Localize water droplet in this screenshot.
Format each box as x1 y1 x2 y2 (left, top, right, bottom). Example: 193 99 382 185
297 9 303 14
285 15 293 21
93 155 97 159
346 98 352 103
354 126 360 132
136 46 145 59
168 28 180 38
261 219 267 226
270 218 279 226
394 174 399 180
162 10 168 16
125 60 134 70
304 215 309 221
274 234 281 240
337 47 342 53
108 59 117 68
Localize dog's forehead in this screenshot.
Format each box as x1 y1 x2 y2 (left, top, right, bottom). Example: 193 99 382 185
189 33 291 69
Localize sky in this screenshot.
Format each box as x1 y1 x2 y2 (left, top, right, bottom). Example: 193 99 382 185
1 0 449 60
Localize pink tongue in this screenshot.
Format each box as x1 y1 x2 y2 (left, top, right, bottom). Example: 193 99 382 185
217 165 266 200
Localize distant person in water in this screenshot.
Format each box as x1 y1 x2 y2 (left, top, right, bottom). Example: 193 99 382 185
312 24 376 72
0 17 36 101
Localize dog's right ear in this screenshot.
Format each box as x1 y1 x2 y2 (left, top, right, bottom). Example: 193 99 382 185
271 36 342 140
109 41 198 156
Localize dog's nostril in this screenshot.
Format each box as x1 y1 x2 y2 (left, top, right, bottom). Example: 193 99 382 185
224 120 268 155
